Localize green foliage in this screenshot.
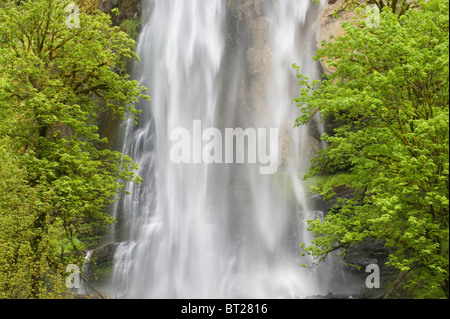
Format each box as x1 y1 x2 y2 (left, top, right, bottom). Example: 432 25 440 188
303 172 356 193
0 144 71 298
120 19 141 39
0 0 148 298
73 0 99 14
295 0 449 298
323 0 418 17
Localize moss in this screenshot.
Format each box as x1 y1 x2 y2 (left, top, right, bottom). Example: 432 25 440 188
303 172 356 192
120 19 141 39
92 259 113 279
74 0 99 14
226 33 235 62
85 257 113 288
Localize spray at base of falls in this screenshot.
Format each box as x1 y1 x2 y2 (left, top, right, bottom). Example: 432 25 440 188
96 0 341 299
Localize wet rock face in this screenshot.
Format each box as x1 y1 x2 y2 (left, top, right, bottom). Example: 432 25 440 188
345 240 393 270
90 242 120 264
225 0 272 124
82 242 121 291
225 0 324 165
94 0 144 152
98 0 143 26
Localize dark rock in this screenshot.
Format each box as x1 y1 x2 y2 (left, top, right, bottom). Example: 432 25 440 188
307 187 398 298
94 0 144 152
308 184 356 214
80 242 121 294
98 0 142 26
345 240 391 268
309 193 330 212
333 184 355 196
136 22 143 34
89 242 120 264
343 239 398 298
304 292 361 299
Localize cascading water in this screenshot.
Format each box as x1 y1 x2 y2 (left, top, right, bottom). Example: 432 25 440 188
101 0 336 299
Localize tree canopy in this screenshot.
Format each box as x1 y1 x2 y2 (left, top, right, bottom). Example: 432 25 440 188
0 0 147 298
295 0 449 298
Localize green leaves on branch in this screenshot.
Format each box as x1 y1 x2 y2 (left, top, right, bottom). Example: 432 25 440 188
0 0 148 298
326 0 418 18
295 0 449 298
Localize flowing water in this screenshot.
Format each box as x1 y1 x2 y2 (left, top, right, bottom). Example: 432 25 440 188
101 0 335 299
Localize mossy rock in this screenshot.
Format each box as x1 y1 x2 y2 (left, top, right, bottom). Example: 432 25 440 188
119 18 142 39
83 243 119 287
99 0 142 27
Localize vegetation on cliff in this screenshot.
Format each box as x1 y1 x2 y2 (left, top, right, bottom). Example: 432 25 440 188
295 0 449 298
332 0 416 17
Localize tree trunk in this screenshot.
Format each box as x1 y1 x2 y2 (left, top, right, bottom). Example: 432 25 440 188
383 271 406 299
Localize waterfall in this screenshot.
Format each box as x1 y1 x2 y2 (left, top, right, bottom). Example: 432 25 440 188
102 0 332 299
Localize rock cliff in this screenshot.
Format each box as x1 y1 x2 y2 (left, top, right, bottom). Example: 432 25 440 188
98 0 143 26
316 0 358 75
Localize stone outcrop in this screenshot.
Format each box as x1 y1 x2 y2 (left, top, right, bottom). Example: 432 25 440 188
89 242 119 264
81 242 120 293
94 0 144 152
316 0 358 75
225 0 272 126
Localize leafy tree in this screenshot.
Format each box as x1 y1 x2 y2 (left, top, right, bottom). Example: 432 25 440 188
0 143 72 298
0 0 147 298
294 0 449 298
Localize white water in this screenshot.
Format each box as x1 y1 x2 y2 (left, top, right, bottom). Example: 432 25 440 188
104 0 332 299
